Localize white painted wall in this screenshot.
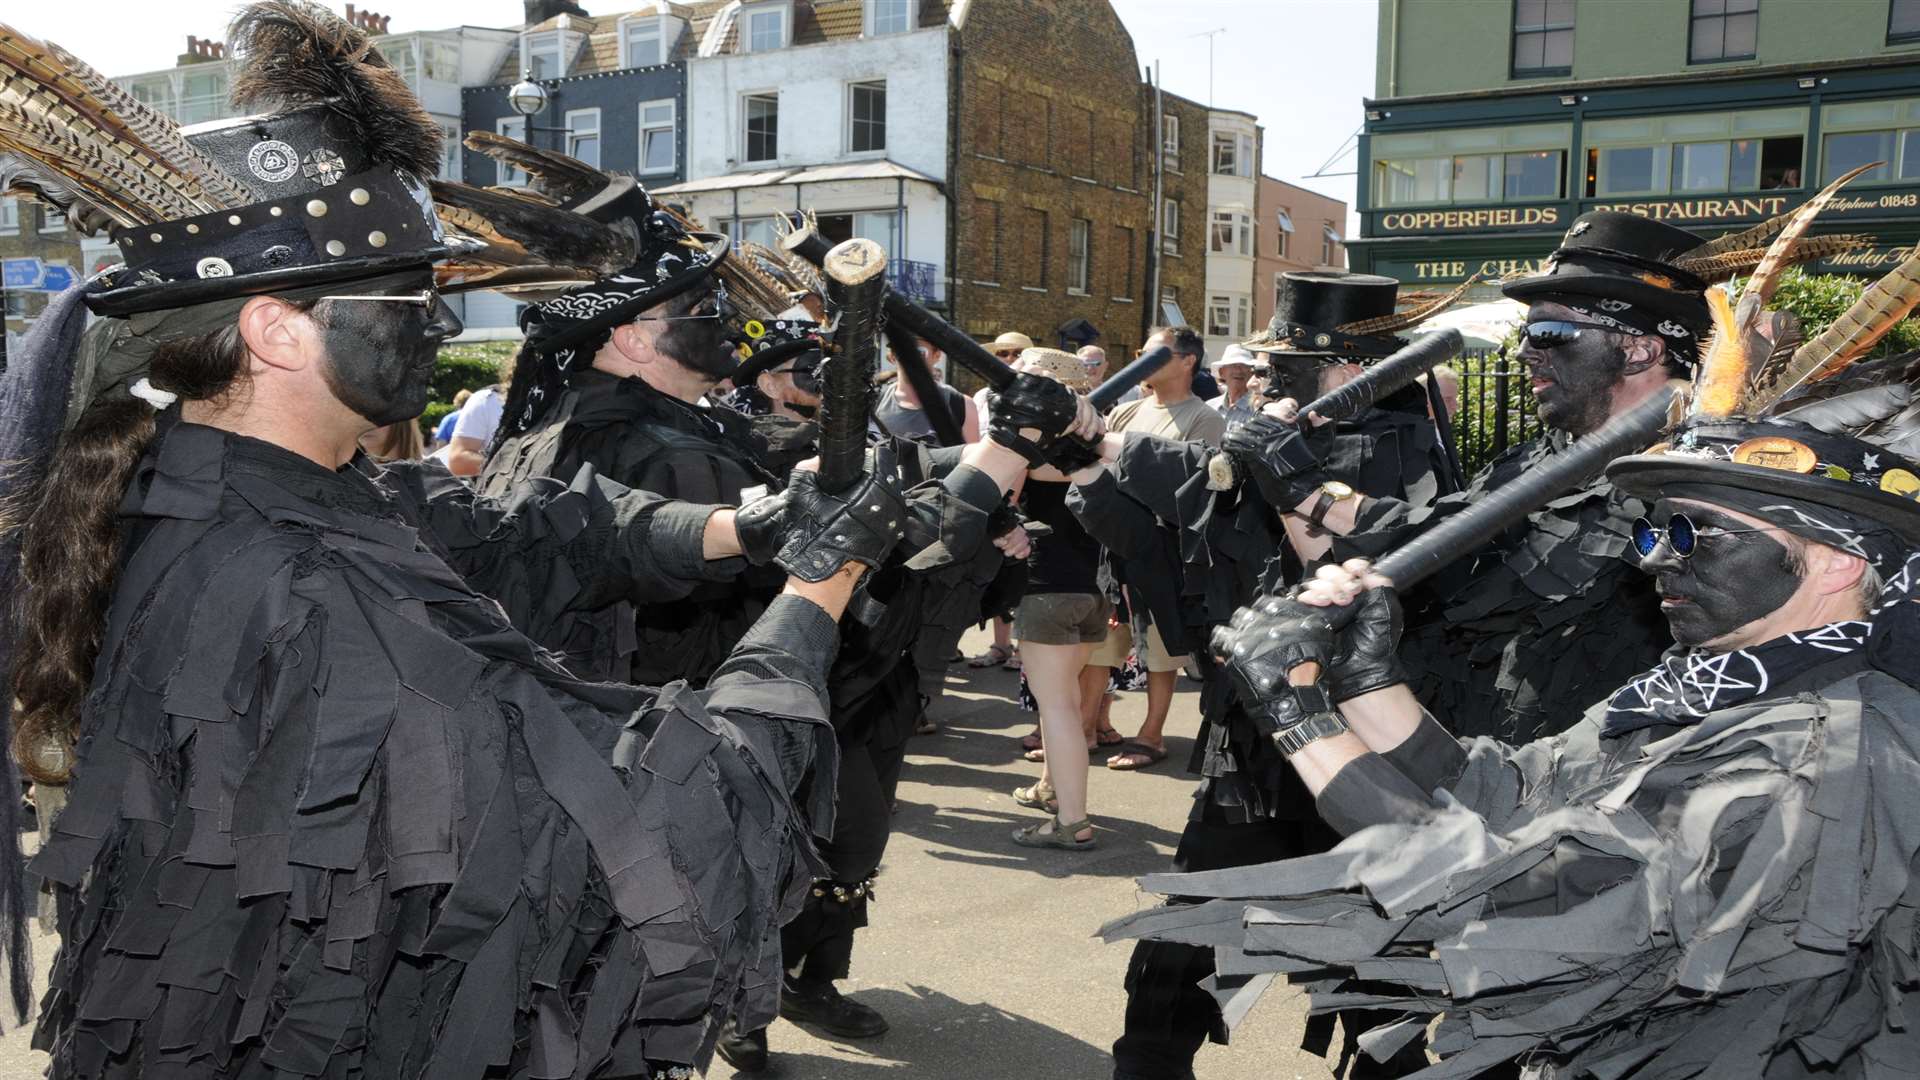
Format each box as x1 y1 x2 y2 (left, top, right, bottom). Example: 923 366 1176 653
684 26 949 181
678 178 948 302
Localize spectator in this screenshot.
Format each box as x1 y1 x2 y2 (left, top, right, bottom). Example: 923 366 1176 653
445 352 515 477
432 388 472 446
1096 325 1226 772
968 331 1036 670
1425 363 1462 420
877 338 980 445
360 419 424 462
1008 349 1103 850
1078 345 1108 388
1206 343 1259 424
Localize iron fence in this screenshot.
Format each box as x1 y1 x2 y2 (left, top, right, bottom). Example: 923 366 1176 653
1449 348 1542 476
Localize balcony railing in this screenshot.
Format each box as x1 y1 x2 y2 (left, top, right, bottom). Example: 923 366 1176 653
888 259 937 303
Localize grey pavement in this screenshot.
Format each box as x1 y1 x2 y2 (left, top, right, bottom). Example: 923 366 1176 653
0 625 1340 1079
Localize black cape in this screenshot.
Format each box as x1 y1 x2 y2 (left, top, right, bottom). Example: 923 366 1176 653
33 418 838 1077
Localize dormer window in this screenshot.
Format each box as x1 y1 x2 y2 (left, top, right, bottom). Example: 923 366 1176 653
621 15 682 67
866 0 913 36
521 28 581 79
741 2 789 52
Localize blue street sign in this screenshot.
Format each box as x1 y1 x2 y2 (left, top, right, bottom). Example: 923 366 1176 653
2 257 43 290
37 265 75 292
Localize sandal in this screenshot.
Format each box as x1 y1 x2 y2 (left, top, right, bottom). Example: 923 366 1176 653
1019 729 1044 752
1106 740 1168 771
1011 816 1096 850
1003 647 1021 670
968 644 1013 668
1011 782 1057 813
1095 727 1125 747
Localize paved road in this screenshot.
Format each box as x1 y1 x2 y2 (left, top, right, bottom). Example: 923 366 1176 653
0 626 1340 1079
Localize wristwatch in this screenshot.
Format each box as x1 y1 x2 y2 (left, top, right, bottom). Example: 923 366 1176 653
1273 710 1351 756
1303 479 1356 536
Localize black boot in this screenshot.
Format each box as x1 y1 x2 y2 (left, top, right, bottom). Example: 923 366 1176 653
714 1020 769 1073
779 974 889 1038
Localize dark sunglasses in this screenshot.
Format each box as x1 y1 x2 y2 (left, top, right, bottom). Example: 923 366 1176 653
1631 513 1771 559
1522 320 1629 349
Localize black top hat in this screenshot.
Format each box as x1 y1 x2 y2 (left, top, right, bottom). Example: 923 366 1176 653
1609 417 1920 548
1503 212 1713 343
67 3 451 317
1243 270 1473 361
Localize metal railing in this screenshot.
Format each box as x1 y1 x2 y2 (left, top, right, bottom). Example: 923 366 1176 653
888 259 938 303
1450 348 1542 475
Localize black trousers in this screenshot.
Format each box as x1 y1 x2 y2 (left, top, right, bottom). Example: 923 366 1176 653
779 733 909 984
1111 802 1428 1080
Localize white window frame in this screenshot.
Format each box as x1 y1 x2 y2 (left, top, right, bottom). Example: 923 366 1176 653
740 2 790 53
1161 197 1180 254
0 198 18 235
620 15 669 68
847 80 887 155
564 107 601 169
496 116 528 186
638 99 677 175
1067 218 1091 295
743 92 780 164
1276 209 1292 257
1211 131 1237 176
439 122 461 181
1206 294 1233 338
866 0 913 36
1322 225 1341 266
719 215 782 249
520 30 570 80
1161 114 1181 169
1235 294 1251 336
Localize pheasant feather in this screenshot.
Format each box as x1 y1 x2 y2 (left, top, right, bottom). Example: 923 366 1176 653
1674 234 1872 281
1756 246 1920 407
463 131 605 202
1336 275 1479 336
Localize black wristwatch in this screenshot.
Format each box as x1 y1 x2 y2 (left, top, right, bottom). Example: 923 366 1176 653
1303 479 1356 537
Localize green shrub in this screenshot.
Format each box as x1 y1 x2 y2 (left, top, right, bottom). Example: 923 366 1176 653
417 339 520 443
1749 268 1920 359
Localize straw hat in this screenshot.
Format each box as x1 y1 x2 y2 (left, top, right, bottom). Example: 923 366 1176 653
989 331 1035 353
1019 347 1092 392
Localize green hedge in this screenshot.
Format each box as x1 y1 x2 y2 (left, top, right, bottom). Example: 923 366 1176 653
416 339 520 440
1755 268 1920 359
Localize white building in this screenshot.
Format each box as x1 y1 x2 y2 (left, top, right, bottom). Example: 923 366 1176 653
657 0 951 305
1201 108 1260 360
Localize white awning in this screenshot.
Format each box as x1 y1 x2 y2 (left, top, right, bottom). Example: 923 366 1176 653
653 159 940 195
1323 225 1342 244
1275 209 1294 233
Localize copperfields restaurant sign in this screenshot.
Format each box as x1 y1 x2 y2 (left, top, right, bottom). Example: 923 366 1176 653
1373 189 1920 237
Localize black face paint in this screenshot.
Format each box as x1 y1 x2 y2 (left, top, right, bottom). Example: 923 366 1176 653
1518 323 1627 437
1641 500 1804 647
316 285 462 426
654 288 735 381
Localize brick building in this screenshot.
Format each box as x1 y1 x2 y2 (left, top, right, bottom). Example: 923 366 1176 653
1252 174 1349 330
1154 91 1210 342
947 0 1203 368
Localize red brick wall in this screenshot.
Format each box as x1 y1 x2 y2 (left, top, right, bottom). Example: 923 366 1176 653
949 0 1176 379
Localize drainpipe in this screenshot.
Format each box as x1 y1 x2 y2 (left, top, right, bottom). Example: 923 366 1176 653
1387 0 1400 98
1147 61 1164 340
896 174 907 290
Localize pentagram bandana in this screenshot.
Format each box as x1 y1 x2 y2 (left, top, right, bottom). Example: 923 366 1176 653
1603 548 1920 735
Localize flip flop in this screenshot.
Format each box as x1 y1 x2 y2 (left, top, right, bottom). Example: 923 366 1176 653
1106 741 1167 771
967 645 1013 668
1095 727 1126 746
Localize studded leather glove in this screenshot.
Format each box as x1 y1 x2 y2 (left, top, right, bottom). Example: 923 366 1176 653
732 490 789 566
769 447 909 582
1042 435 1105 474
1209 592 1340 740
986 373 1081 465
1222 413 1334 510
1324 584 1407 703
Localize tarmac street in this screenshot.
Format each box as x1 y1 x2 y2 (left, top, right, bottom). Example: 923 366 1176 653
0 625 1339 1080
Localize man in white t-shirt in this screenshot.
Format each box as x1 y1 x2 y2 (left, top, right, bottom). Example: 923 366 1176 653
444 383 505 476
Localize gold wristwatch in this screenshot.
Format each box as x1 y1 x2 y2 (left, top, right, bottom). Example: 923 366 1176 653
1304 480 1356 536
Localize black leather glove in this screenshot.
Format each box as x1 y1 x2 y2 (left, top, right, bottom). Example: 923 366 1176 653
1324 584 1407 702
1222 413 1334 510
733 490 788 566
768 448 910 582
1042 435 1104 474
986 374 1080 465
1209 592 1338 737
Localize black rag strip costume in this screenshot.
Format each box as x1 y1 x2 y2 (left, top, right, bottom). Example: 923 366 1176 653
1071 424 1444 1078
31 416 839 1077
1108 549 1920 1079
481 368 783 686
1333 432 1671 743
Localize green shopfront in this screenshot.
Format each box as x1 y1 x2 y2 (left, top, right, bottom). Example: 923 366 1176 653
1351 60 1920 295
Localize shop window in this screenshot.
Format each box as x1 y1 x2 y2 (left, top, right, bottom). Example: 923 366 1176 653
1374 150 1564 206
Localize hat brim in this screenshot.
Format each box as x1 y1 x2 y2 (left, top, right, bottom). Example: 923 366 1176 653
532 232 731 355
1608 453 1920 545
1502 262 1709 333
86 247 448 318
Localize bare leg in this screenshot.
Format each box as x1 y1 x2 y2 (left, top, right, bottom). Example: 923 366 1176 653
1022 641 1095 840
1079 665 1110 741
1134 669 1176 750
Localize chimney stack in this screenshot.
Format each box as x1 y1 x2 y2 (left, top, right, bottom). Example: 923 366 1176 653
178 35 227 65
345 5 392 34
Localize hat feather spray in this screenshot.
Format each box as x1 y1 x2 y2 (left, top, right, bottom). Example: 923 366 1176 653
1690 162 1879 420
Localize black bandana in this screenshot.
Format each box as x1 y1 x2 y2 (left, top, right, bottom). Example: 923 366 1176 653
1603 549 1920 735
1549 296 1700 365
